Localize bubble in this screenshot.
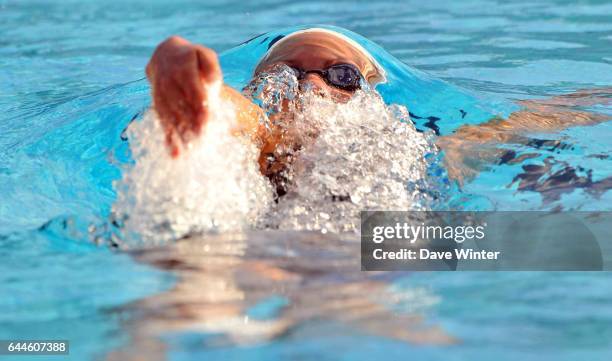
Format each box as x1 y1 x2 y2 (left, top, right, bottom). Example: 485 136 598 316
259 85 438 233
112 93 273 246
113 66 441 244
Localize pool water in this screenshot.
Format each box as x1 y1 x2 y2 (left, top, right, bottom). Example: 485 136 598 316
1 0 611 360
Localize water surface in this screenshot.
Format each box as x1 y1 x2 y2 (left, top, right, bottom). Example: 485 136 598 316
1 0 611 360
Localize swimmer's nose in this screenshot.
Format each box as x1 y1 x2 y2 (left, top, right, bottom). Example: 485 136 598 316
299 73 331 94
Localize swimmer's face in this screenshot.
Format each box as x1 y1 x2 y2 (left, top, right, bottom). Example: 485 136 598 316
255 32 379 102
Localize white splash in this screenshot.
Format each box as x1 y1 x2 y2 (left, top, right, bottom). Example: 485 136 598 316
259 87 436 233
112 90 273 246
114 66 439 244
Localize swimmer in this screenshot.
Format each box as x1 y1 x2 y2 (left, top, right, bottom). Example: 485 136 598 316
145 28 610 185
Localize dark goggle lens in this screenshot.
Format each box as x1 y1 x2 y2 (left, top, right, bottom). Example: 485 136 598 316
326 64 361 90
290 64 362 91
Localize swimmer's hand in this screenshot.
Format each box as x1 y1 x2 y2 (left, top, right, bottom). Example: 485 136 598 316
146 36 221 157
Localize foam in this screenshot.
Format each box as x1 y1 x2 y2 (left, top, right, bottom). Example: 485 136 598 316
112 85 273 246
114 65 438 244
249 65 437 233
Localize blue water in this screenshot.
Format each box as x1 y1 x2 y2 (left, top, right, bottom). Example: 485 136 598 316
1 0 612 360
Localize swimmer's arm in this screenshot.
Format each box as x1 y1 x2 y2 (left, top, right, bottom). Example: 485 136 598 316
147 36 265 156
221 85 267 140
443 89 611 144
437 90 611 182
441 100 609 144
224 86 285 177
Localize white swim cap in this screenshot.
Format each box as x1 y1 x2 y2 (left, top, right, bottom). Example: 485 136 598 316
257 27 386 85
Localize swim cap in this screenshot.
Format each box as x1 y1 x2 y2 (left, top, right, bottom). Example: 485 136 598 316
256 28 386 86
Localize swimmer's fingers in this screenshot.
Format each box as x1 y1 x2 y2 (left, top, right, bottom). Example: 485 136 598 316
170 73 199 140
154 99 180 156
194 45 222 84
153 76 192 156
160 64 198 137
152 77 176 130
194 45 222 135
176 45 221 142
177 65 207 137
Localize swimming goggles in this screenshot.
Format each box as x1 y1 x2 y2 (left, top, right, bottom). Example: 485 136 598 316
289 63 363 91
